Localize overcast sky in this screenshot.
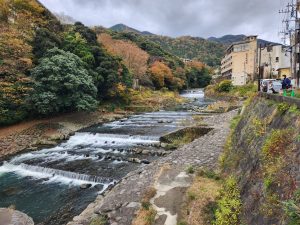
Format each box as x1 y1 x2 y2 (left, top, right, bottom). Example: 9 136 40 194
40 0 288 42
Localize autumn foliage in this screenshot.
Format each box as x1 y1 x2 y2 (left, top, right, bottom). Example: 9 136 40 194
149 61 185 90
98 33 149 80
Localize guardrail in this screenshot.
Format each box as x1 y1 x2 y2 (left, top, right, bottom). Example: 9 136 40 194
258 92 300 108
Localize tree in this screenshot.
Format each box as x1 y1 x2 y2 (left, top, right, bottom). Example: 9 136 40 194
30 48 98 115
185 62 212 88
62 32 95 66
73 22 97 45
92 45 132 98
33 28 62 60
149 61 173 89
98 33 149 80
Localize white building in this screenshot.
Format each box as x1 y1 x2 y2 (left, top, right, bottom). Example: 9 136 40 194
260 45 291 79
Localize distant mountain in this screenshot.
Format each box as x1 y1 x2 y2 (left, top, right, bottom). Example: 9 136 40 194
109 24 154 36
208 35 279 46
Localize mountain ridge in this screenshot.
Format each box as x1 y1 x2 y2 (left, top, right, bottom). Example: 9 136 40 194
208 34 279 46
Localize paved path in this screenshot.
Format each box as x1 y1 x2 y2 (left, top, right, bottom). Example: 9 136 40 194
68 109 237 225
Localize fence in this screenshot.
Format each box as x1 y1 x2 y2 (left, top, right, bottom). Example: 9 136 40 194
258 92 300 108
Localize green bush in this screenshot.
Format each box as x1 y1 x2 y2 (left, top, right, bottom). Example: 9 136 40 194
283 189 300 225
90 216 108 225
30 48 98 115
215 176 242 225
231 83 257 97
216 80 233 93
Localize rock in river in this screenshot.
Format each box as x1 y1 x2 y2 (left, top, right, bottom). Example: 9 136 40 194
80 184 92 189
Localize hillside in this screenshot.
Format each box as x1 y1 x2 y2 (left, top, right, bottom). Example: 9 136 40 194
97 30 212 90
208 34 278 46
0 0 133 125
0 2 212 126
146 35 225 67
108 24 226 67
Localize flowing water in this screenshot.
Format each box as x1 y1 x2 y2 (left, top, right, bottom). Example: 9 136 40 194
0 89 210 225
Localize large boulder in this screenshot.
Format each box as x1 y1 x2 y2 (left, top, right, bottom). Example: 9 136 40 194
0 208 34 225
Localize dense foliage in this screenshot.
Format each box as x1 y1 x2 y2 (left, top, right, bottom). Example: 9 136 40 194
30 48 98 114
107 31 184 69
215 176 242 225
185 62 212 88
97 30 212 91
107 24 225 67
145 35 225 67
0 0 61 125
0 0 214 126
0 0 133 125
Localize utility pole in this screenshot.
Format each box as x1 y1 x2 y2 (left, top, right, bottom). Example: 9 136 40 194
279 0 298 85
296 0 300 87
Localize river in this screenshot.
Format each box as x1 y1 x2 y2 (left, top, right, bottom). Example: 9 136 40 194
0 89 210 225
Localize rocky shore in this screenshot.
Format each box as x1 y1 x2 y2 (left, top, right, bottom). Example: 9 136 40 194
67 109 238 225
0 110 131 161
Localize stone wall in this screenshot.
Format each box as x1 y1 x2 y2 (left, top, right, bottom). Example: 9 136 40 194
259 92 300 108
222 96 300 224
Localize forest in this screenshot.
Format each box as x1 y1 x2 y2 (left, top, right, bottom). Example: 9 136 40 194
0 0 212 126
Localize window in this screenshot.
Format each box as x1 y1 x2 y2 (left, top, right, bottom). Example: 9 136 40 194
276 57 279 63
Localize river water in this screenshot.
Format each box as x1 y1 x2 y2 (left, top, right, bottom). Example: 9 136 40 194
0 89 209 225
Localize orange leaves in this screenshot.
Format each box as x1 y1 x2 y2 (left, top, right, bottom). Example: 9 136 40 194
185 61 205 70
98 33 149 79
149 61 173 89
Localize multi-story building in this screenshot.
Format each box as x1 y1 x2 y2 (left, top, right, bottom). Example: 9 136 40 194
260 45 291 79
221 36 258 86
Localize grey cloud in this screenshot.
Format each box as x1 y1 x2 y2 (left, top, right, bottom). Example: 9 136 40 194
40 0 284 42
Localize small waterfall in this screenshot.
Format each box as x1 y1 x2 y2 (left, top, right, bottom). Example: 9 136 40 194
181 89 205 99
0 162 114 185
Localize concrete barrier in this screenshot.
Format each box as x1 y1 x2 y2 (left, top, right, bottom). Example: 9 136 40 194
258 92 300 108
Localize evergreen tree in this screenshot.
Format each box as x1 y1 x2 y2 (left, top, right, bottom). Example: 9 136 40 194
30 48 98 115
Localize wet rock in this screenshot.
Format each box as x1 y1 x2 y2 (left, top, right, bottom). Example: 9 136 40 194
27 146 38 151
142 150 150 155
134 149 142 154
0 208 34 225
161 143 168 148
80 184 92 189
126 202 141 208
141 160 150 164
128 158 141 164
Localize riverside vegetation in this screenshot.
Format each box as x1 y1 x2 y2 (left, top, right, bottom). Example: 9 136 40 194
0 0 212 126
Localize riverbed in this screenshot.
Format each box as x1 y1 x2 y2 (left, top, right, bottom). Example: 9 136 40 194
0 89 210 225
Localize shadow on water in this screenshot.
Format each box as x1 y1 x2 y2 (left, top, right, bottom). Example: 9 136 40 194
0 89 210 225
